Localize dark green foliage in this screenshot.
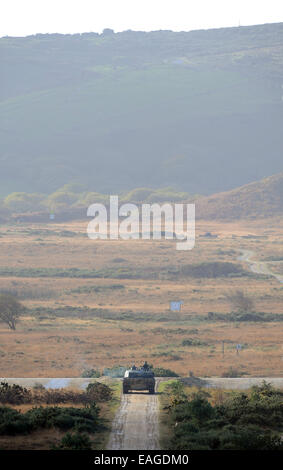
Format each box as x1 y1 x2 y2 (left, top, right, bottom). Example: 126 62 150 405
0 404 100 436
81 369 101 378
167 382 283 450
26 404 99 432
151 367 179 377
207 311 283 322
173 423 282 450
174 397 215 424
53 432 92 450
182 338 205 347
0 406 31 435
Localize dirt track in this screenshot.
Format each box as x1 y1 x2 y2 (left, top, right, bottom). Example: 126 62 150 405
106 377 283 450
107 386 160 450
238 249 283 283
2 377 283 450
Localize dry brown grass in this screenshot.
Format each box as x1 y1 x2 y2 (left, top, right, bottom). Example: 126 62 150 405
0 218 282 378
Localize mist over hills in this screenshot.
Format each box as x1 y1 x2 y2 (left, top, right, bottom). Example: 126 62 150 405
1 23 283 196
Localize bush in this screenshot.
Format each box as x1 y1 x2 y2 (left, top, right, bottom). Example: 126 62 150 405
85 383 113 402
225 289 254 312
0 382 114 405
182 338 205 347
81 369 101 378
167 383 283 450
0 295 25 330
172 423 282 450
26 404 99 432
180 262 245 278
0 404 100 436
0 406 31 435
0 382 31 404
4 192 45 212
53 431 92 450
152 367 179 377
103 366 127 378
206 311 283 322
173 397 215 424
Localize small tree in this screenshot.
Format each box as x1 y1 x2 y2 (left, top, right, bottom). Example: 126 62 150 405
225 289 254 312
0 294 24 330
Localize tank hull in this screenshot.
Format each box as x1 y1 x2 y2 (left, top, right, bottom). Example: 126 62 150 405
123 377 155 394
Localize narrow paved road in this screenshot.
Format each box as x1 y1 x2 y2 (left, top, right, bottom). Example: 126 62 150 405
107 389 160 450
238 249 283 283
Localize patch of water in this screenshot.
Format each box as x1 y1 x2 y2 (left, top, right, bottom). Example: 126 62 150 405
44 378 71 389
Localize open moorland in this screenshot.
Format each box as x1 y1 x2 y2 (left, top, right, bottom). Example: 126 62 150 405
0 217 282 378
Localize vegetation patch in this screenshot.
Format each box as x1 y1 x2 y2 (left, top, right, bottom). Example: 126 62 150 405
161 381 283 450
182 338 207 347
206 311 283 322
0 381 113 405
68 284 125 294
0 404 99 436
81 369 101 378
52 431 93 450
151 367 179 377
180 262 247 278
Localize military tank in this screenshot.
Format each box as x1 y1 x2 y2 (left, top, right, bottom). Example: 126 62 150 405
123 362 155 394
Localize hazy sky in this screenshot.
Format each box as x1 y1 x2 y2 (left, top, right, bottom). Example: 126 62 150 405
1 0 283 37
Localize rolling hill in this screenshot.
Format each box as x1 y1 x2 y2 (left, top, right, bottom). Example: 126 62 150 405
196 172 283 219
1 23 283 196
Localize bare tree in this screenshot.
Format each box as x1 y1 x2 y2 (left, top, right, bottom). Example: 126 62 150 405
0 294 24 330
225 289 254 312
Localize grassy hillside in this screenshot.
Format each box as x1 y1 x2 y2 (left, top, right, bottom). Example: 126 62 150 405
196 172 283 219
1 24 283 196
0 173 282 221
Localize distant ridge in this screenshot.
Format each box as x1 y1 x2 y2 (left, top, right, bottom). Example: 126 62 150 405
1 23 283 196
195 173 283 219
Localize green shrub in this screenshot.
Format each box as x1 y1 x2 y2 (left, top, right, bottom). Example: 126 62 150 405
0 404 100 436
53 431 92 450
207 311 283 322
0 406 31 435
167 383 283 450
103 366 127 378
26 404 99 432
182 338 205 347
81 369 101 378
152 367 179 377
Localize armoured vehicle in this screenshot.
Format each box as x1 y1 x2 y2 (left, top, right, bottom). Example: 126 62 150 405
123 364 155 394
